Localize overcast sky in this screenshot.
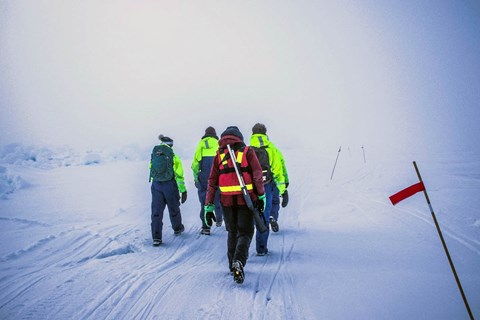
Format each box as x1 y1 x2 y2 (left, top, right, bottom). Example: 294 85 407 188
1 1 479 155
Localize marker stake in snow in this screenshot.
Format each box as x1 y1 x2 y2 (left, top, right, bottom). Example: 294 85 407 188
330 146 341 180
413 161 474 320
390 161 474 320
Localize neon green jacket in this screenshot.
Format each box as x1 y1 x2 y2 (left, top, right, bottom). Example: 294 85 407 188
191 136 219 183
269 141 289 185
249 134 286 195
149 143 186 193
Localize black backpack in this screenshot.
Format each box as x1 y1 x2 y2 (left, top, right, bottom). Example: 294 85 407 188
150 144 175 182
251 146 272 184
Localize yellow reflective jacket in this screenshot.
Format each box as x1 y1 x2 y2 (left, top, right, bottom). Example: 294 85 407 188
249 134 286 195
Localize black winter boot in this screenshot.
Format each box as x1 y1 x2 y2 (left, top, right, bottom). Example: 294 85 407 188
232 260 244 284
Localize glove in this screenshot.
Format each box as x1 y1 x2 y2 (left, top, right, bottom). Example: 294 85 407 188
194 180 200 189
256 194 266 213
285 182 289 188
204 203 216 227
281 190 289 208
181 191 187 204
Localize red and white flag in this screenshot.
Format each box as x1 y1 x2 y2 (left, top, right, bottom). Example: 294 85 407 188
389 181 425 205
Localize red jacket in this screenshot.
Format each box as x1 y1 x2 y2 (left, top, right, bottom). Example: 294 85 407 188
206 135 265 207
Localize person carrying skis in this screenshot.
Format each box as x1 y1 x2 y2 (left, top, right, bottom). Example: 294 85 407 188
149 134 187 246
191 126 224 235
204 126 265 284
249 123 289 255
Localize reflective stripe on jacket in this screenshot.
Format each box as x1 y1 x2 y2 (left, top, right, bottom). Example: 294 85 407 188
206 135 265 207
218 146 253 195
191 136 219 183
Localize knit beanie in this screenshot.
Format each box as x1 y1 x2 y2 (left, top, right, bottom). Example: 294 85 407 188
221 126 244 141
205 126 217 136
158 134 174 146
252 123 267 134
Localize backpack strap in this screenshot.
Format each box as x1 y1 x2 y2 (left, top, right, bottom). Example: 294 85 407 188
256 135 266 147
219 146 250 174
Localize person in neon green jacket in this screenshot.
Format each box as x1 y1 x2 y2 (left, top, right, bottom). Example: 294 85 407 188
191 127 224 235
270 142 289 188
149 135 187 246
249 123 289 255
267 140 289 231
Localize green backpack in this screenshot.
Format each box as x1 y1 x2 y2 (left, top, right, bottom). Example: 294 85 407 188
150 144 175 182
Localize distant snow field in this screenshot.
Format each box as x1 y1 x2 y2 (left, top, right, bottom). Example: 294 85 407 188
1 144 479 319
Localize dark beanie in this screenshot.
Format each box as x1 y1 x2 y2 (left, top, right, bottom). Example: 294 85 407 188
158 134 174 146
205 126 217 136
252 123 267 134
221 126 244 141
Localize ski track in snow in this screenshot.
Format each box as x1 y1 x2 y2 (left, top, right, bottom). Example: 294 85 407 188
1 157 479 319
250 231 301 320
0 216 51 228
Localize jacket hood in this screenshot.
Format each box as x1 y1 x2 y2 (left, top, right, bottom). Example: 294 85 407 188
250 133 271 148
202 133 219 140
220 126 244 141
219 135 245 149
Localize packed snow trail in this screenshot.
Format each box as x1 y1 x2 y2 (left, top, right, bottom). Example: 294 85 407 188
1 150 479 319
0 161 307 319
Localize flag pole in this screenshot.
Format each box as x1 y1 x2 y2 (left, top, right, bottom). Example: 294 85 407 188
330 146 341 180
413 161 474 320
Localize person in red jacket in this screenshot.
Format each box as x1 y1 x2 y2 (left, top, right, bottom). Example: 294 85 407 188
204 126 265 284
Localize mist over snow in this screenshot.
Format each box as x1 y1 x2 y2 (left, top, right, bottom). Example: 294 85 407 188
1 1 480 155
1 1 480 319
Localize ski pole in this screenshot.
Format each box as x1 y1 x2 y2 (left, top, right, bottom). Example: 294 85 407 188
227 144 268 232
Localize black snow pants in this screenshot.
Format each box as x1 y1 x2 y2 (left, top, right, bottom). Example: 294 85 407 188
222 205 254 269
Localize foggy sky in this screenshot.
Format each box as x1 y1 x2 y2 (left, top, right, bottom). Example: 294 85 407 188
1 1 479 155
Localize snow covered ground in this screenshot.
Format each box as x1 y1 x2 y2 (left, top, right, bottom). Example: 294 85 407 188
0 145 479 319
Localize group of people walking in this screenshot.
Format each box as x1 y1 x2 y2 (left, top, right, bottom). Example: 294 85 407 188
148 124 289 284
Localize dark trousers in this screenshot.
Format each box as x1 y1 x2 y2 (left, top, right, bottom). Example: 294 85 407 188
223 205 254 268
151 180 182 240
255 181 274 253
271 183 280 221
